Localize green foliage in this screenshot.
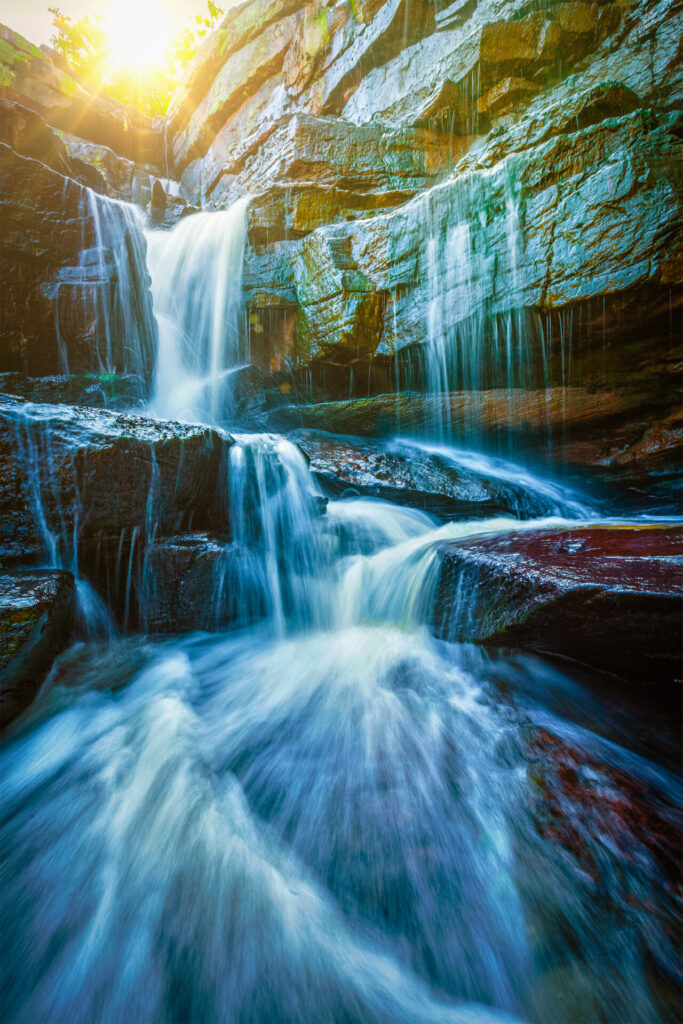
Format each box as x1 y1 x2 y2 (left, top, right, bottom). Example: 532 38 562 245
48 2 224 118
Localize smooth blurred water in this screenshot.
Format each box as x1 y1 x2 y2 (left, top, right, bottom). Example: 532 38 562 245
146 200 249 424
2 436 680 1023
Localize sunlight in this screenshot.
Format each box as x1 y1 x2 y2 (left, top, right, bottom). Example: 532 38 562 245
104 0 172 70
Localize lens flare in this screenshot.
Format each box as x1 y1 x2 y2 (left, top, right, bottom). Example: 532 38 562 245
104 0 171 70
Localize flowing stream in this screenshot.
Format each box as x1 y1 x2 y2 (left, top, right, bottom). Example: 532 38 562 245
1 198 680 1024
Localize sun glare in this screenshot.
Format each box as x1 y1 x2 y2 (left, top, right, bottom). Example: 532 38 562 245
105 0 172 71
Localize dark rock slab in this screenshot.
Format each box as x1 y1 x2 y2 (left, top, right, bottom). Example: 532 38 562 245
0 396 233 563
433 524 683 685
290 428 564 518
0 569 75 726
272 368 682 486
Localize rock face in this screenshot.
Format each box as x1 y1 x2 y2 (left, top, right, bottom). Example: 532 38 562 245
138 533 231 632
0 144 157 381
162 0 682 484
0 569 75 726
434 525 683 685
273 376 682 486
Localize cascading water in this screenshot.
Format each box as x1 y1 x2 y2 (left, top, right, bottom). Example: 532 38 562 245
146 199 250 424
55 188 157 383
2 186 680 1024
404 159 546 447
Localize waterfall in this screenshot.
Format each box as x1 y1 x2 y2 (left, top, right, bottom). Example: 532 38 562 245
146 198 250 424
2 171 679 1024
226 434 325 634
407 159 541 445
55 188 157 384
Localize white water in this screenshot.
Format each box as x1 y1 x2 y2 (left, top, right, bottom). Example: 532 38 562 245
146 198 250 423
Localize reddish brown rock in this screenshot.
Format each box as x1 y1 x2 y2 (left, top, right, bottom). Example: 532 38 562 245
477 77 541 118
479 15 562 75
433 525 683 684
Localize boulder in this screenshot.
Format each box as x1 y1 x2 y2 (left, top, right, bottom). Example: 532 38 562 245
433 524 683 684
0 569 75 726
0 396 233 563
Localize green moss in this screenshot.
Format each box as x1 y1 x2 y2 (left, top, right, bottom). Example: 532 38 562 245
0 38 18 67
57 73 79 97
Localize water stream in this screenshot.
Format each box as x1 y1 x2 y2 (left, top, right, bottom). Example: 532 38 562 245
1 195 680 1024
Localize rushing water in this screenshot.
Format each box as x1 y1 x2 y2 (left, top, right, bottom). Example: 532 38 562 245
146 200 250 424
1 195 680 1024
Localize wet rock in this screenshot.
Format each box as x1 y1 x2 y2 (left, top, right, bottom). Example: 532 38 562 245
291 428 566 518
0 144 156 381
246 109 682 398
168 0 436 178
433 524 683 684
270 341 682 482
246 183 417 245
148 179 196 228
167 0 302 144
0 569 75 726
479 15 562 76
0 97 72 175
0 24 162 167
297 0 434 116
138 532 231 633
0 372 148 410
58 133 157 204
476 77 541 119
0 396 233 563
223 113 458 208
171 12 301 172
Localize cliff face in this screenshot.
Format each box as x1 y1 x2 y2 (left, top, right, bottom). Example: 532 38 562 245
0 3 680 479
164 0 682 475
